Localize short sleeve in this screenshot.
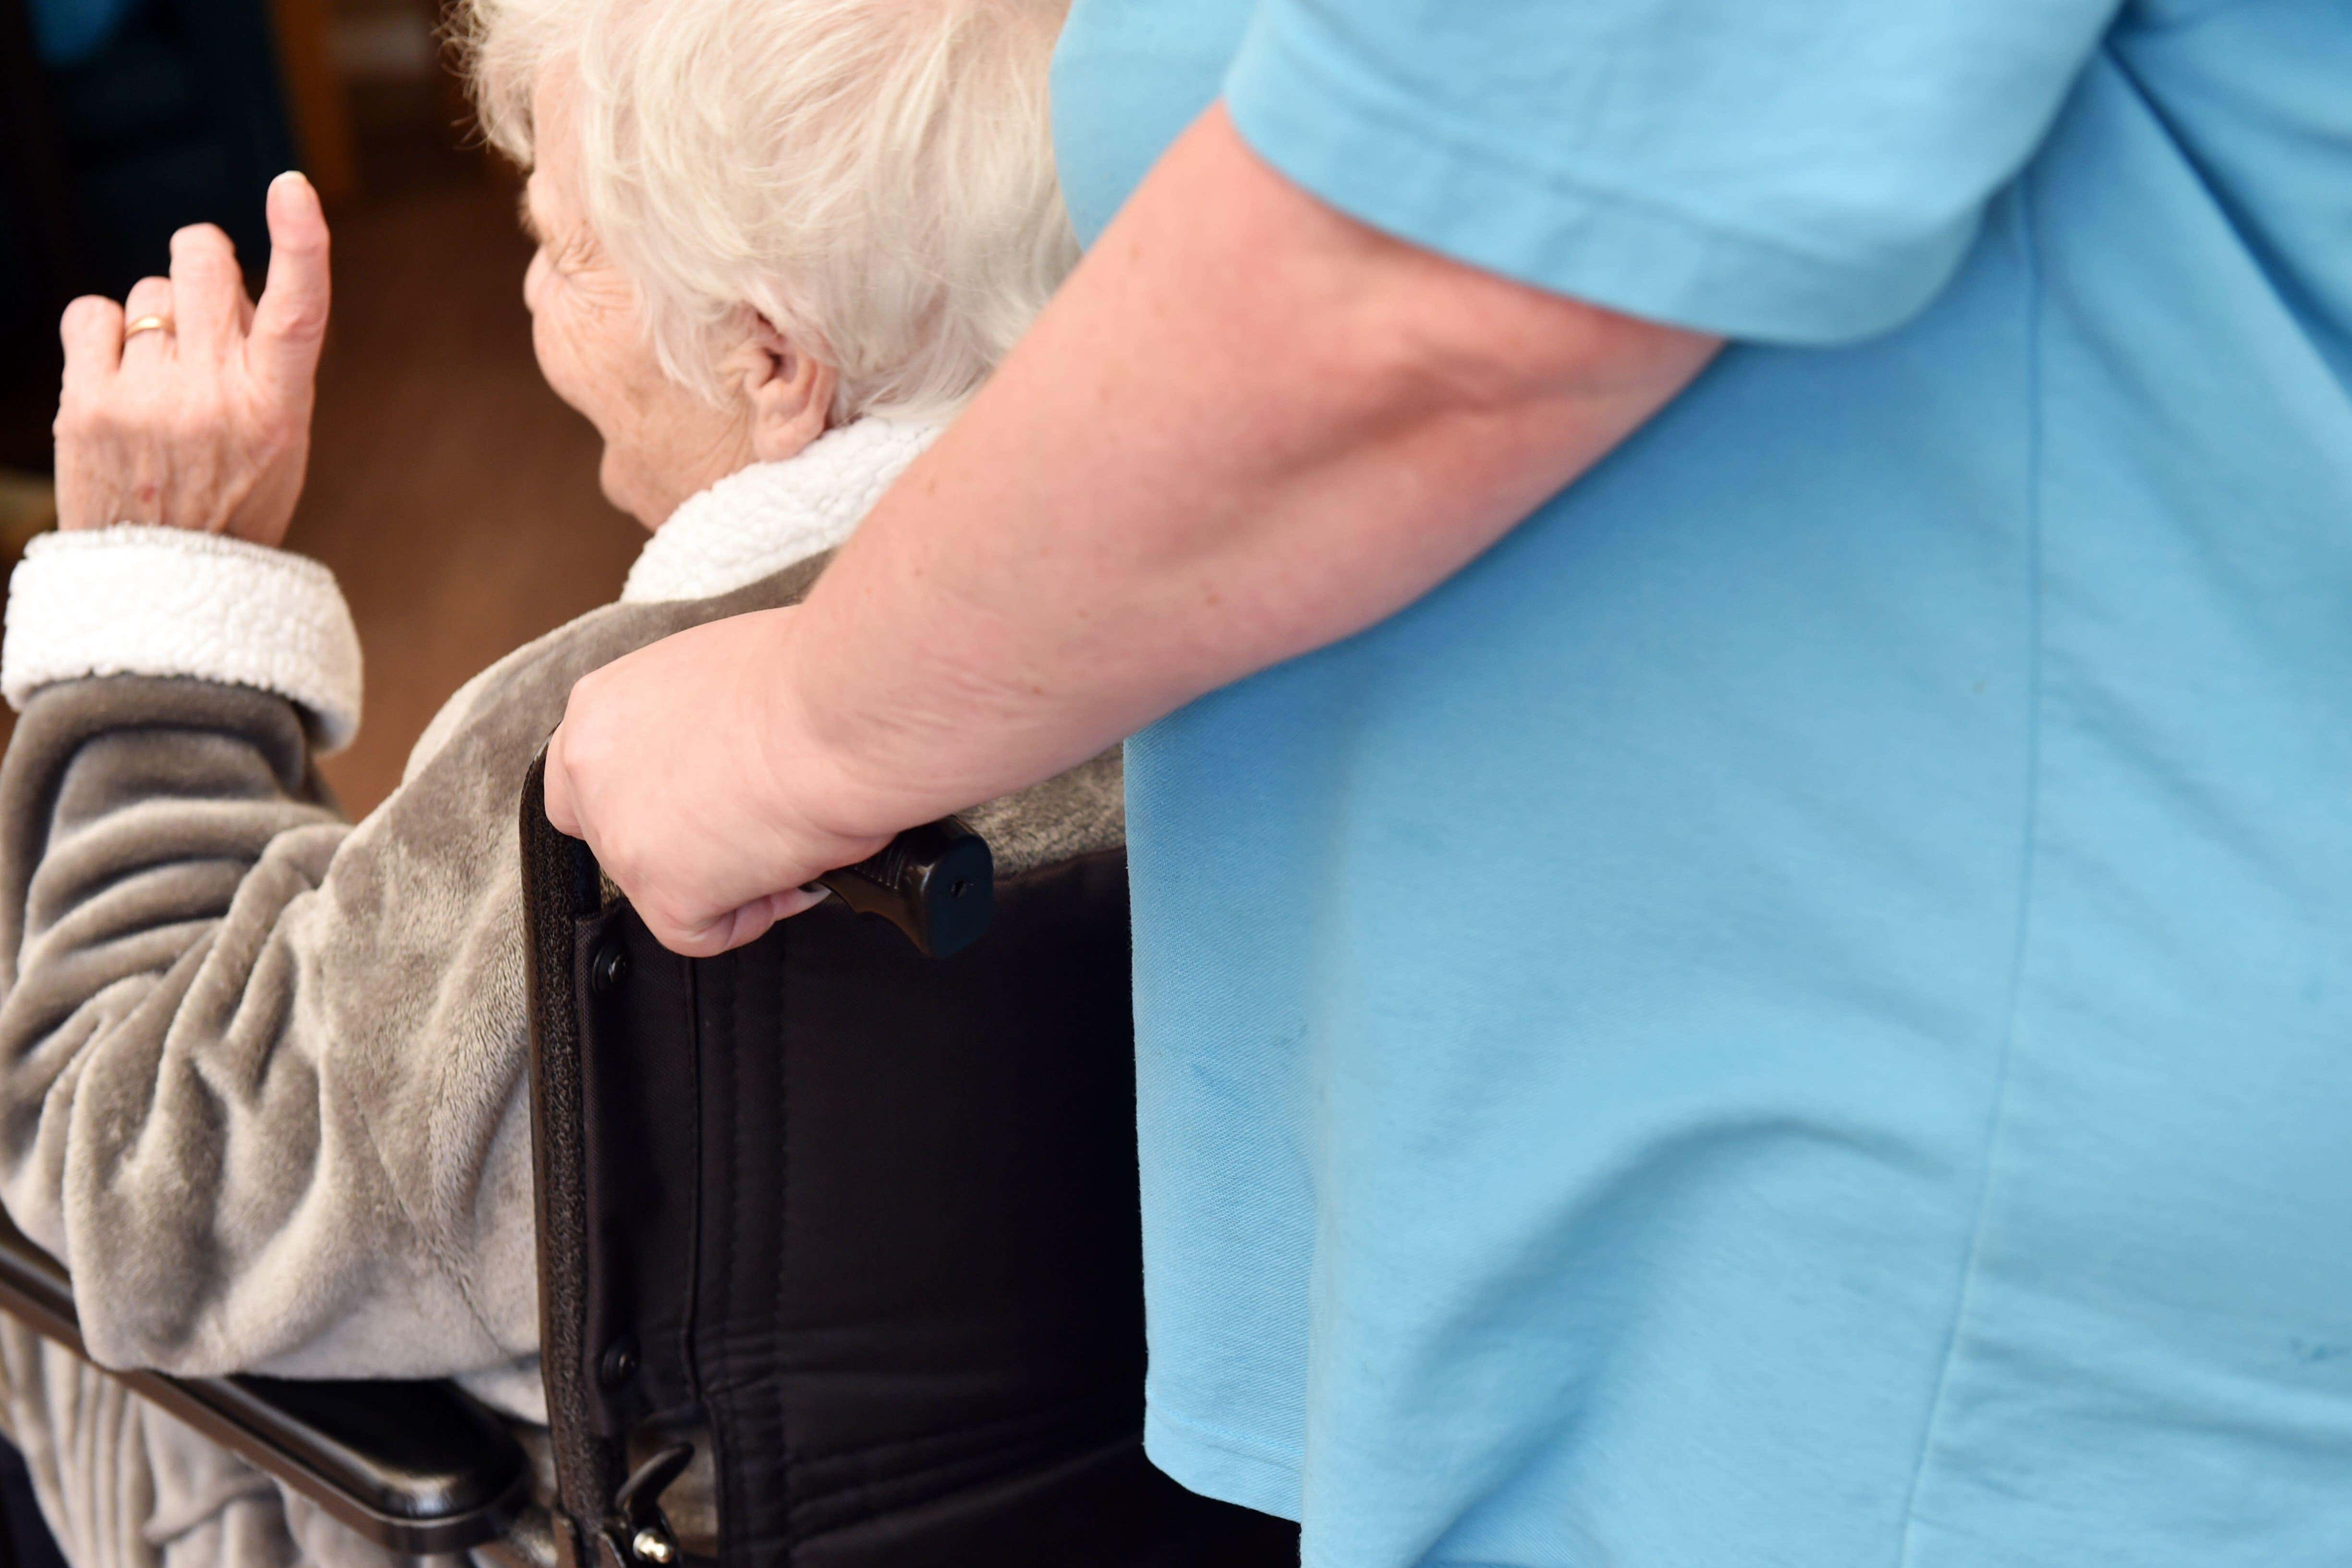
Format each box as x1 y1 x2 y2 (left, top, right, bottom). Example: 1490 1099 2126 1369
1222 0 2124 343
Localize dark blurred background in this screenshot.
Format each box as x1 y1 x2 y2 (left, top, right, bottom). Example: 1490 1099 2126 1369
0 0 641 810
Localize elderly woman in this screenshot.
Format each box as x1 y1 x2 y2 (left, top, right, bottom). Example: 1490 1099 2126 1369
0 1 1191 1564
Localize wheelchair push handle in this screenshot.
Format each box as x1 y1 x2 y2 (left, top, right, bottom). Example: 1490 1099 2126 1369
524 744 992 960
814 816 994 958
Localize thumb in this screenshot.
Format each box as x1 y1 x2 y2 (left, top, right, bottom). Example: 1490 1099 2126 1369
651 889 819 960
249 171 331 398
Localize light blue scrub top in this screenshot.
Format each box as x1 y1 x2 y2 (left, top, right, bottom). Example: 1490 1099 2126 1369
1050 2 2352 1564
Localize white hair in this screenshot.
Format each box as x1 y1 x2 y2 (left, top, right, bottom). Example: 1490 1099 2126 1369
456 0 1077 420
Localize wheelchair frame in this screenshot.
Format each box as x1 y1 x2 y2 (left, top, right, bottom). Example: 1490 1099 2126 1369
0 754 987 1568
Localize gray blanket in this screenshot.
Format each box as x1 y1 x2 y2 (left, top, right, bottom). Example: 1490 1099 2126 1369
0 550 1122 1564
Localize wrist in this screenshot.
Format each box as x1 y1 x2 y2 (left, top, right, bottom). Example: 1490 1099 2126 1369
742 607 918 860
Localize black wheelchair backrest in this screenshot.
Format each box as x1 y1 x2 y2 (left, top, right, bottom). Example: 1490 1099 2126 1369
519 754 1294 1568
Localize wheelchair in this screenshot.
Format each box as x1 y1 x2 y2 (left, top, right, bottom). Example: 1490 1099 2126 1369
0 754 1299 1568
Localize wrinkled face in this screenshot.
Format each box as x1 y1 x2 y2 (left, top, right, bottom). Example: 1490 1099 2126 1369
521 73 760 530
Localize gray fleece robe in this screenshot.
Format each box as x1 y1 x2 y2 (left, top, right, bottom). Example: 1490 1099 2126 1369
0 415 1124 1567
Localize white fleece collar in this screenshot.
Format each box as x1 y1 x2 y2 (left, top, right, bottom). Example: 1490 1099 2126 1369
620 415 948 604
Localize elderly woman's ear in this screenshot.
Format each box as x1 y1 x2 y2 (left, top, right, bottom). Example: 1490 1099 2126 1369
742 317 837 464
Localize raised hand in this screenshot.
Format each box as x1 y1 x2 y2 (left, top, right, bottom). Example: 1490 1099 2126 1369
51 170 332 547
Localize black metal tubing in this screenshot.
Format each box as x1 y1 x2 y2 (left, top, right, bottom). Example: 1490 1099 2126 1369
520 748 611 1568
0 1214 534 1556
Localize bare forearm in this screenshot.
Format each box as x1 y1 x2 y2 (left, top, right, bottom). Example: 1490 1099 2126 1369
543 105 1716 952
774 106 1718 834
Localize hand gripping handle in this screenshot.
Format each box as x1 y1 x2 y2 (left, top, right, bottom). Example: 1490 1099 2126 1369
815 817 994 958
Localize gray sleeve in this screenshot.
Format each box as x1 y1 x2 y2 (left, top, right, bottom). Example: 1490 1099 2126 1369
0 531 1119 1391
0 674 538 1381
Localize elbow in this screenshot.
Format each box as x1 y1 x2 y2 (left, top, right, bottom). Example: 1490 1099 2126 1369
1345 251 1722 422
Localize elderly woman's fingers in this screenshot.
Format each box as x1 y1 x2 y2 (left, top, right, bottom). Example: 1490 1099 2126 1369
169 224 245 362
58 295 124 394
248 172 331 400
54 296 125 533
118 276 175 366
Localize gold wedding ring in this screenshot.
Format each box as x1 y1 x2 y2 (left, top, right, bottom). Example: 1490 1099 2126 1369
123 315 174 340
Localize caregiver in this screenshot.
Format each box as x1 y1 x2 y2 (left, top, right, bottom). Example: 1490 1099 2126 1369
546 1 2352 1565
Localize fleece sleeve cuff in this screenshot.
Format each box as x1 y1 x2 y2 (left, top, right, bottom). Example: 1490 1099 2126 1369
2 526 363 752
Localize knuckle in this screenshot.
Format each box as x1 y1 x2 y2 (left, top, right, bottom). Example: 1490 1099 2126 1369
51 382 100 421
275 301 329 339
646 904 707 956
559 683 613 746
169 401 222 443
277 220 329 256
71 401 119 439
604 838 646 886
